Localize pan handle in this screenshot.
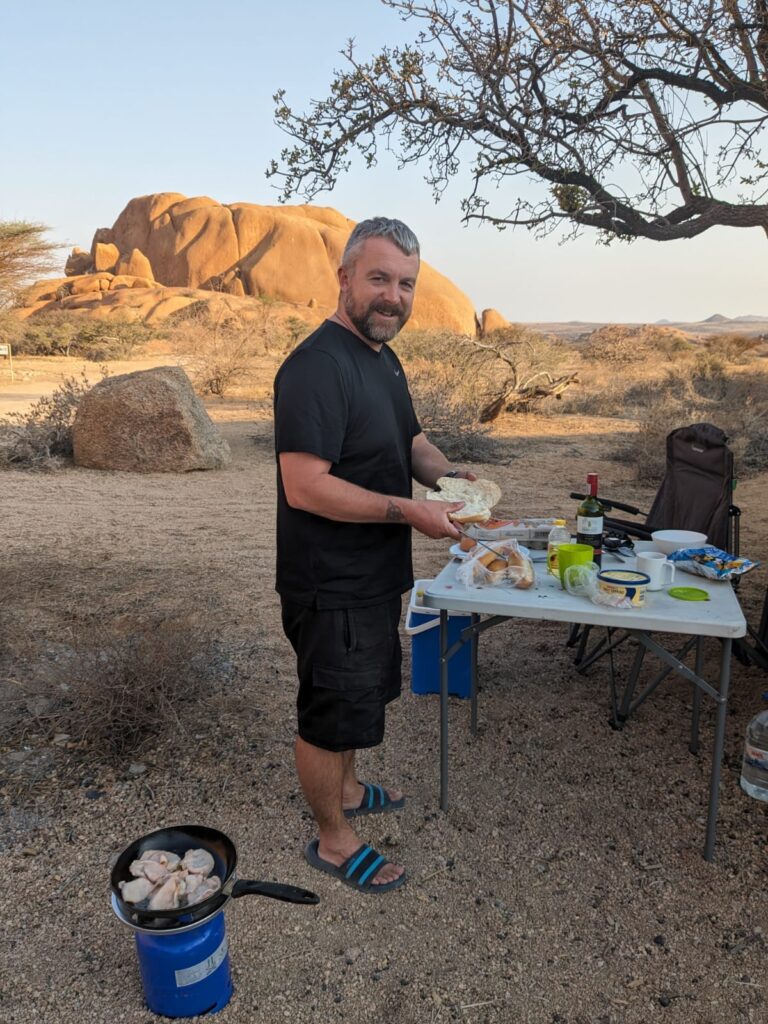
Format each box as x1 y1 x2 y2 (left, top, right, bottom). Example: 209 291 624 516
231 880 319 905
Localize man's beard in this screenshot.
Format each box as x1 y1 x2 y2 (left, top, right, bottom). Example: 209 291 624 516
344 297 409 343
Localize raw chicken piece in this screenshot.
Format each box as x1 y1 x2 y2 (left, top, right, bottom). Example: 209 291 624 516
181 848 215 876
183 872 204 896
129 859 170 885
186 875 221 906
119 877 155 904
141 849 181 870
148 873 185 911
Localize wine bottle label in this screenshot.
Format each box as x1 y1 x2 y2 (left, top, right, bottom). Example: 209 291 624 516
577 516 603 535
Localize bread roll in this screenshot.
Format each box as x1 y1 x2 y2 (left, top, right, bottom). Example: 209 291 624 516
448 509 491 525
488 558 507 572
507 548 535 589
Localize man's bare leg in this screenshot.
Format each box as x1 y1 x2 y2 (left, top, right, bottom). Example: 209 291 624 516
295 737 403 885
340 750 403 811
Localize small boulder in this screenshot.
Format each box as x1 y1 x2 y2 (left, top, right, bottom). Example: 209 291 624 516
480 308 510 336
93 241 120 273
72 366 231 472
65 247 93 276
116 247 154 280
71 273 112 295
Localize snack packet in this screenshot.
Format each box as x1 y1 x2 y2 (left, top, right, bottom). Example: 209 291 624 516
456 538 535 589
667 546 759 581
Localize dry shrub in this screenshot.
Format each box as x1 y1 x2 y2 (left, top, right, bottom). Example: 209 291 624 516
406 363 502 462
705 333 762 363
397 326 571 424
630 361 768 481
165 305 267 396
393 329 511 460
0 370 97 468
1 311 156 360
0 616 229 763
165 298 310 395
581 324 694 364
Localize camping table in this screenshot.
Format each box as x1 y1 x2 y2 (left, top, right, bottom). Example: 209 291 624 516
421 549 747 861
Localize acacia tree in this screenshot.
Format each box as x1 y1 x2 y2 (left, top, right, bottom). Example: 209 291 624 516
0 221 62 307
269 0 768 243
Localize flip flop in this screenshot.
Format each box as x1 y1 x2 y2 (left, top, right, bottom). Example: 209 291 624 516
343 782 405 819
304 838 406 895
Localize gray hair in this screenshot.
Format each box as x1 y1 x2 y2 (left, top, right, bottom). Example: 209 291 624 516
342 217 420 269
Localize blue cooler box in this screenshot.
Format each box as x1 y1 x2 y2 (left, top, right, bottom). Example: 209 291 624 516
405 580 472 699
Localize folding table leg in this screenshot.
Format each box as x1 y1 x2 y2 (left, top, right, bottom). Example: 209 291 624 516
704 639 732 861
470 613 479 736
439 609 449 812
690 637 704 755
617 641 647 724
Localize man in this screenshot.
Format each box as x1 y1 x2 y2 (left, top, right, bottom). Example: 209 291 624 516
274 217 475 894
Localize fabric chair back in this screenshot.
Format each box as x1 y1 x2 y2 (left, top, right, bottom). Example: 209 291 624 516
644 423 735 550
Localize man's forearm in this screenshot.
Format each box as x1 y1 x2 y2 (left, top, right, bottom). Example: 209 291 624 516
411 438 452 489
287 471 413 524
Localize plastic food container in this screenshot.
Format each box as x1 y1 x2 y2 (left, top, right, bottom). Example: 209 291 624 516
596 569 650 607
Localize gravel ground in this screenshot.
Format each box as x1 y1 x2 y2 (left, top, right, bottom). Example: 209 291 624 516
1 409 767 1024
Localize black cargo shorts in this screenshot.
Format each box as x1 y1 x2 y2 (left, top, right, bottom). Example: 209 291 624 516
280 596 403 752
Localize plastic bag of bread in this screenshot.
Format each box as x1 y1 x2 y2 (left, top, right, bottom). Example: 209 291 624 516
456 538 535 589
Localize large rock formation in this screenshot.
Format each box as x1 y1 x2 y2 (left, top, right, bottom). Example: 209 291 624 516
72 366 231 472
18 194 478 334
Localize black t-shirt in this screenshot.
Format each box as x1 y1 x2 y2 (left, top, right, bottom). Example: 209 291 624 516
274 320 421 609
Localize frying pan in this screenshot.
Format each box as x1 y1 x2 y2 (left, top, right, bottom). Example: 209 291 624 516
111 824 318 927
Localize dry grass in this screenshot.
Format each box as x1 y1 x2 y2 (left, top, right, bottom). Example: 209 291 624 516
580 324 695 364
0 613 230 764
629 358 768 480
166 302 311 396
394 331 508 460
705 332 764 363
0 371 96 469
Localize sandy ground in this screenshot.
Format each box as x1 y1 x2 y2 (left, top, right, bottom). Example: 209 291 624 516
1 358 767 1024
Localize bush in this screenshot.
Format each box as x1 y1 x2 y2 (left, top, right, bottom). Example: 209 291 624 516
2 312 157 360
705 333 762 363
0 371 97 468
166 303 284 395
0 615 230 763
629 364 768 482
580 324 694 364
407 363 503 462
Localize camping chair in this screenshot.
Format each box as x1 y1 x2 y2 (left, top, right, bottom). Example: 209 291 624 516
565 423 742 723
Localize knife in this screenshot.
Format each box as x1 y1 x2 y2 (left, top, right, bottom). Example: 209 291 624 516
454 527 507 562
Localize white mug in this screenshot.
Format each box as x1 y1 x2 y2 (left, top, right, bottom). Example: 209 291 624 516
637 551 675 591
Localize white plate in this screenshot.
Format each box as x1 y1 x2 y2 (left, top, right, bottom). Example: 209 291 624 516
449 543 468 559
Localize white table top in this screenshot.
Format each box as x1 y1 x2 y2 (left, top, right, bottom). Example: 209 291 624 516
422 546 746 638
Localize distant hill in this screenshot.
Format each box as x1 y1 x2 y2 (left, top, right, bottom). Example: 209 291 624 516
703 313 728 323
733 314 768 322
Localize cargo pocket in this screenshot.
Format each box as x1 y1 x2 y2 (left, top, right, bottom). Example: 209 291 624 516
345 604 396 654
312 665 386 749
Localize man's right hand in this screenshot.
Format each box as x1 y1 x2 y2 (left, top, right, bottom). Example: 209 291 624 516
406 500 465 540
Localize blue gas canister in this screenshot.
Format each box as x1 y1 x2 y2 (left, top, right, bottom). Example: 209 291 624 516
112 895 232 1018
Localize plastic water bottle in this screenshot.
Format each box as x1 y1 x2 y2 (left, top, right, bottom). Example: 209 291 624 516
740 701 768 801
546 519 571 577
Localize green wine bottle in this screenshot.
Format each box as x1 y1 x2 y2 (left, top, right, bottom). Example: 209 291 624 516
576 472 604 567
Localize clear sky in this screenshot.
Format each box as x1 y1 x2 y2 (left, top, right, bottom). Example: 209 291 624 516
2 0 765 323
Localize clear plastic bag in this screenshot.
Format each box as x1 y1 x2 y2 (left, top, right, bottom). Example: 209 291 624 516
456 538 536 589
562 563 635 609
